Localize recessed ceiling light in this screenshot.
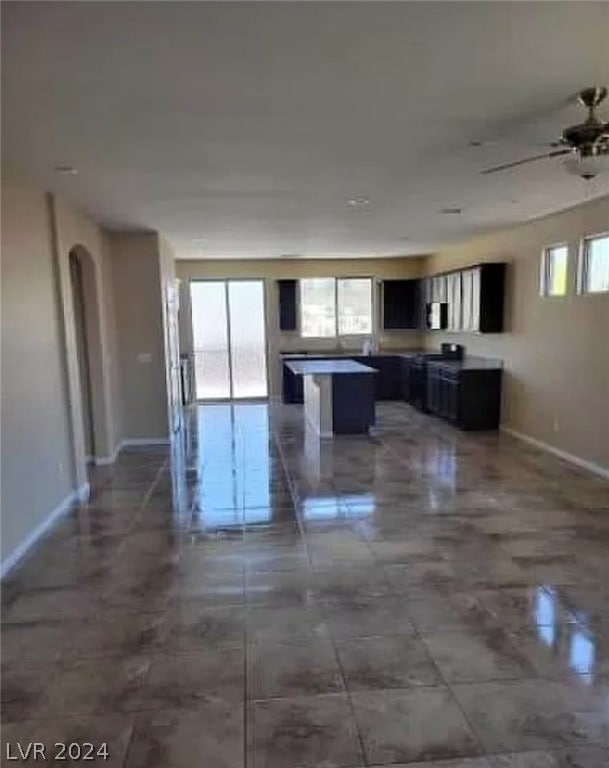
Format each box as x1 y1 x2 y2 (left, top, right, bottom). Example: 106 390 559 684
54 164 78 175
439 207 462 215
347 197 371 208
281 253 302 259
191 237 207 243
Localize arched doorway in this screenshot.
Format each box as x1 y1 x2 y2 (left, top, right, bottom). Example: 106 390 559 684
69 250 95 459
67 246 106 464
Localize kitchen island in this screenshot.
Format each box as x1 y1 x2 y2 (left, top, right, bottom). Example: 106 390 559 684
285 359 377 436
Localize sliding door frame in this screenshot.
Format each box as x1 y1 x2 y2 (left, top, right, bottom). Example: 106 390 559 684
189 278 269 402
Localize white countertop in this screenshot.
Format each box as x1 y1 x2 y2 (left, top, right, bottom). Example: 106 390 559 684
285 359 378 376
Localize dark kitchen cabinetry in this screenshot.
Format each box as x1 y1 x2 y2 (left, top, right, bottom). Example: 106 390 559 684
374 356 402 400
398 357 411 400
282 354 404 404
382 279 421 330
282 357 306 403
477 263 506 333
425 262 506 334
426 365 459 423
278 280 298 331
404 356 426 410
426 361 502 430
353 356 402 400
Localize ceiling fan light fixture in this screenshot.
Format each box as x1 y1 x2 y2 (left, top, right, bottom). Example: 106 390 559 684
563 150 609 179
54 164 78 175
347 197 371 208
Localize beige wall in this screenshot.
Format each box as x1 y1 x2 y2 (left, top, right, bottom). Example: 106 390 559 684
109 233 170 441
1 185 83 561
1 181 173 567
423 195 609 471
176 257 426 396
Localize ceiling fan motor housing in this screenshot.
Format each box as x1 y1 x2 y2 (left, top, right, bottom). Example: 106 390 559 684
561 87 609 149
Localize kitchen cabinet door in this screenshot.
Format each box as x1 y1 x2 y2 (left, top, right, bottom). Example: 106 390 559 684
460 269 474 332
446 273 462 331
446 377 460 423
399 358 410 400
432 275 448 303
382 279 421 329
471 267 481 331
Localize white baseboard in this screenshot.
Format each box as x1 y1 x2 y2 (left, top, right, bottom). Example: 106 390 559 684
76 482 91 502
93 438 169 465
121 437 170 447
501 426 609 481
0 482 90 580
92 442 122 466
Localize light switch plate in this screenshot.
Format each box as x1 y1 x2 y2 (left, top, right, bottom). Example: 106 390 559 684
137 352 153 364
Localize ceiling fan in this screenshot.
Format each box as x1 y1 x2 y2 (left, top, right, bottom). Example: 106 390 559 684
481 87 609 179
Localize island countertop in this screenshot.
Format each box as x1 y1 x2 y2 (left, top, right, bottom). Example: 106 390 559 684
285 359 378 376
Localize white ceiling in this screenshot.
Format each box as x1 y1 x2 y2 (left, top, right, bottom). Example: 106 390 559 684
2 1 609 260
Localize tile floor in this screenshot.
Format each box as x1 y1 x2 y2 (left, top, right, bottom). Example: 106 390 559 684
2 401 609 767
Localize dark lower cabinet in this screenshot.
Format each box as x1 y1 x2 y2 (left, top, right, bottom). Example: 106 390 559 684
427 367 459 423
282 355 501 431
282 354 403 404
399 357 411 400
426 363 502 430
282 361 304 403
405 358 426 410
356 356 401 400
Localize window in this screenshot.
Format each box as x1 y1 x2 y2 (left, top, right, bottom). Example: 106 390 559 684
580 233 609 294
300 277 373 337
337 278 373 335
541 244 568 297
300 278 336 337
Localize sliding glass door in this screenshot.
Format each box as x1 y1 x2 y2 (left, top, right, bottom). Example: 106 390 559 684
190 280 268 400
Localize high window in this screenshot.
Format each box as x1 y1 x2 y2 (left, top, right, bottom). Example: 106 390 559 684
541 244 568 297
580 234 609 294
300 278 373 338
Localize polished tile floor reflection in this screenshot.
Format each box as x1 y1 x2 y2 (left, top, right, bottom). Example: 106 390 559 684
2 401 609 767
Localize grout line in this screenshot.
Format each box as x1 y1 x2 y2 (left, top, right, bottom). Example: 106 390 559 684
324 623 370 768
411 618 490 761
243 608 249 768
140 459 170 509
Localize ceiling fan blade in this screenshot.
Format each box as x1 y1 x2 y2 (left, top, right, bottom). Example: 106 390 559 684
481 148 571 175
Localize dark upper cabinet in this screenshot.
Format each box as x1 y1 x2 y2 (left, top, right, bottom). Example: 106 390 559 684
382 279 421 329
478 263 506 333
278 279 298 331
426 262 506 334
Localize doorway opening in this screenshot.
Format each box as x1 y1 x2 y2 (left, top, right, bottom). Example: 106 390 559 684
69 249 96 460
190 280 268 400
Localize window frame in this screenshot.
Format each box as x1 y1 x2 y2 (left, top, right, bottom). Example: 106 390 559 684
540 242 569 298
299 276 374 339
578 231 609 295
